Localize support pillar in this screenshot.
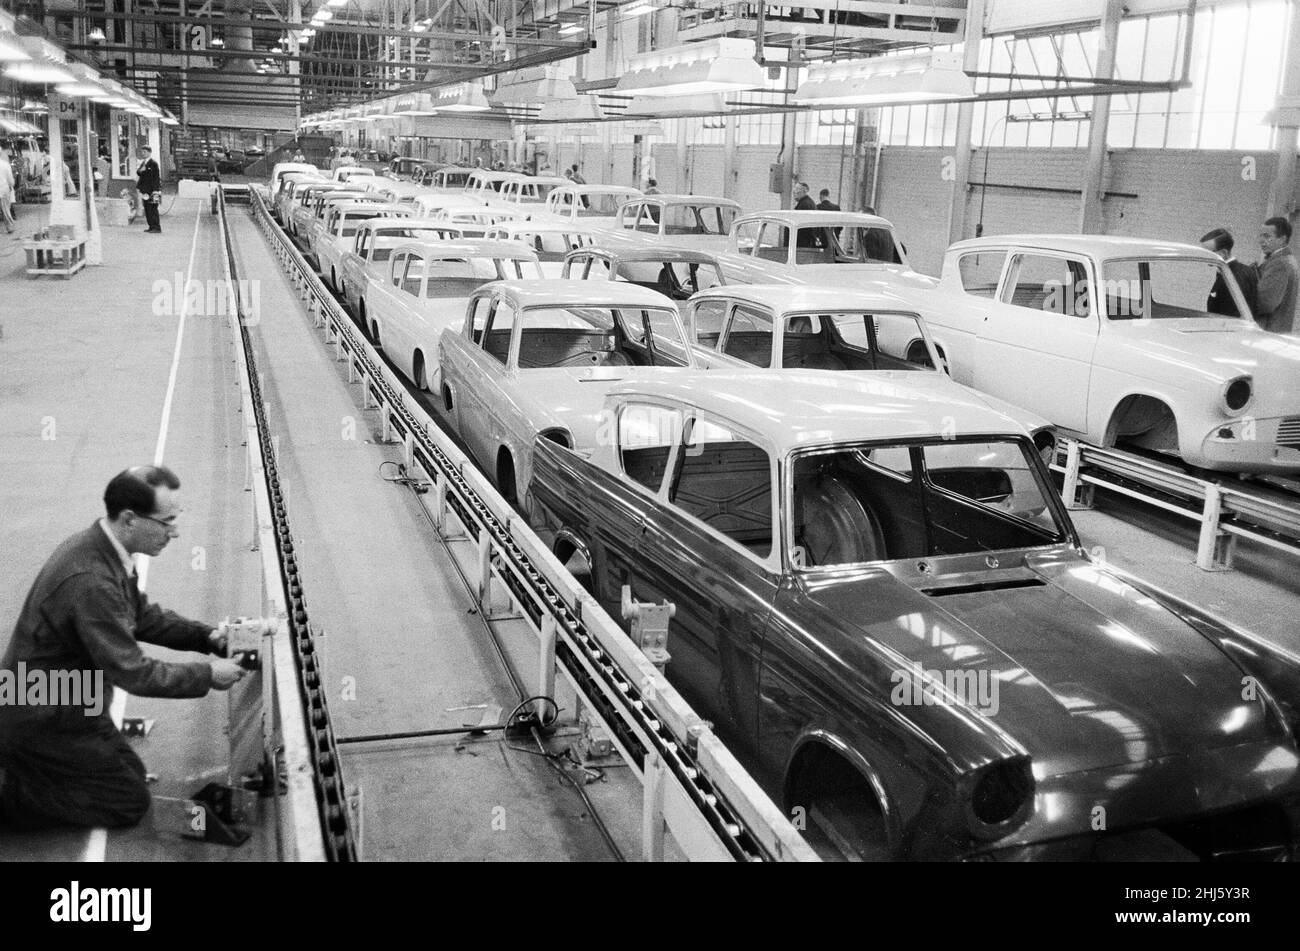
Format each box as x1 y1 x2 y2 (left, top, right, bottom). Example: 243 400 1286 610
1267 0 1300 216
1079 0 1123 234
948 0 987 243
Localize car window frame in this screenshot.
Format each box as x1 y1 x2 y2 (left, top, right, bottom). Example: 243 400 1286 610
1000 249 1096 320
689 297 730 347
614 398 688 498
718 303 776 366
956 249 1010 299
661 407 780 571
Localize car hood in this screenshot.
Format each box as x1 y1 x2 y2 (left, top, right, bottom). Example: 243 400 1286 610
1102 318 1300 395
800 557 1282 779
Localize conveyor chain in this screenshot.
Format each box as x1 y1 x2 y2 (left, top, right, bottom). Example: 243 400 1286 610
247 187 776 861
216 188 358 862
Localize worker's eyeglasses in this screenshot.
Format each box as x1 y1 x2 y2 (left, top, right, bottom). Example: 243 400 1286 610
133 512 179 530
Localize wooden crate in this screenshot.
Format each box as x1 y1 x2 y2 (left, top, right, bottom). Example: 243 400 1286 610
23 238 87 279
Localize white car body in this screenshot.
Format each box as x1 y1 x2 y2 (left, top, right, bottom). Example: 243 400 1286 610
302 192 389 260
462 170 521 206
680 284 1058 492
273 172 327 224
408 192 494 219
609 195 742 254
482 222 598 277
316 202 412 291
438 279 698 504
441 207 528 237
290 182 371 238
363 178 431 207
715 210 934 292
922 234 1300 473
495 176 570 211
339 218 464 316
388 157 441 181
269 162 320 195
366 240 544 393
332 165 375 183
561 245 730 312
532 184 644 229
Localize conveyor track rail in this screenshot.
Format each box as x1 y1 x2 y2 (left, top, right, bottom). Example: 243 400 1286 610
216 188 358 861
1054 438 1300 571
245 186 814 862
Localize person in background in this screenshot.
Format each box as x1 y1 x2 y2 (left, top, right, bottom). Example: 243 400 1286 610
291 148 307 163
0 145 15 234
1256 216 1299 334
94 145 110 198
0 466 247 830
136 146 162 234
1199 227 1258 317
570 164 587 185
816 189 840 211
793 181 816 210
645 178 661 195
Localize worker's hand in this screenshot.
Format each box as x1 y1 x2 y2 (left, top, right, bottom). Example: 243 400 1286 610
209 658 246 690
208 628 228 656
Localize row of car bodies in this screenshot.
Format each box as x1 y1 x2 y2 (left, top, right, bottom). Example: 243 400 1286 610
264 171 1300 861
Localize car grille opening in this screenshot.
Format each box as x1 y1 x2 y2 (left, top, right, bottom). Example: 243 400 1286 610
1278 416 1300 448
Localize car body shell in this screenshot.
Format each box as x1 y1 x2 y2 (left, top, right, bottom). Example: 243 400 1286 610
339 218 464 315
608 195 742 253
367 240 544 391
482 221 598 276
273 173 328 225
315 202 412 291
332 164 376 183
388 157 442 181
923 234 1300 473
494 176 570 211
715 210 932 291
534 184 644 228
301 191 388 260
438 279 698 500
561 245 731 308
363 178 432 207
424 166 476 191
289 182 371 239
269 161 320 195
526 370 1300 860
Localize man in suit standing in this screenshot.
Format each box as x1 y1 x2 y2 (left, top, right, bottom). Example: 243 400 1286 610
1199 227 1258 317
0 466 246 829
816 189 841 211
136 146 162 234
1256 216 1299 334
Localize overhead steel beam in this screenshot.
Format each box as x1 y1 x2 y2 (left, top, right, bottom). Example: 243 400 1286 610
74 11 591 47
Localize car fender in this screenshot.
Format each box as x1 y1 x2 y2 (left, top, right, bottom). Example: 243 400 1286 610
1091 384 1193 452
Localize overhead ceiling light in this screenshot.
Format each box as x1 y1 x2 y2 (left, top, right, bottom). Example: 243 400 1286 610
55 63 108 99
313 9 333 21
622 2 657 16
616 37 763 97
539 95 603 122
413 17 433 32
20 97 48 113
86 26 107 43
794 50 974 106
5 57 77 85
558 23 583 35
625 92 727 117
327 0 349 6
0 29 32 62
390 92 438 116
300 28 315 38
210 37 225 47
430 81 492 112
493 65 578 105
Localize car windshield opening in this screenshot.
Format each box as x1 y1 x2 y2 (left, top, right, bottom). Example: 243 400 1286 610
789 438 1066 569
1104 258 1249 320
792 226 902 265
516 306 688 368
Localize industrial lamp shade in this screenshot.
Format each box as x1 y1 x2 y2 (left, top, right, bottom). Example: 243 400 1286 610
432 82 492 112
794 50 974 107
0 28 32 62
4 57 76 85
616 38 764 97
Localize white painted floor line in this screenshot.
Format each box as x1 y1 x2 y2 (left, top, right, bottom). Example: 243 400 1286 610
82 201 205 863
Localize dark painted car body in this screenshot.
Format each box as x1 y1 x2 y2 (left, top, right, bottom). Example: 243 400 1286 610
528 380 1300 861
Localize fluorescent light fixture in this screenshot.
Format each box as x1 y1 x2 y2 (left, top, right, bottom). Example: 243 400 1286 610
616 37 763 97
20 97 48 113
87 27 107 42
794 50 974 106
0 29 31 62
413 17 433 32
622 2 657 16
625 92 727 116
430 82 491 112
493 65 578 105
327 0 349 6
210 37 225 47
390 92 438 116
314 9 333 20
300 28 316 38
5 58 77 85
539 95 603 122
558 23 583 35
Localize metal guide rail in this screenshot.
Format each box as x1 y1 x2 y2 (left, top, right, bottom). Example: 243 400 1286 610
245 185 815 862
215 187 358 861
1054 438 1300 571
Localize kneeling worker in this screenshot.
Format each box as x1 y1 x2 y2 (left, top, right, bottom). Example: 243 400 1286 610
0 466 247 829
